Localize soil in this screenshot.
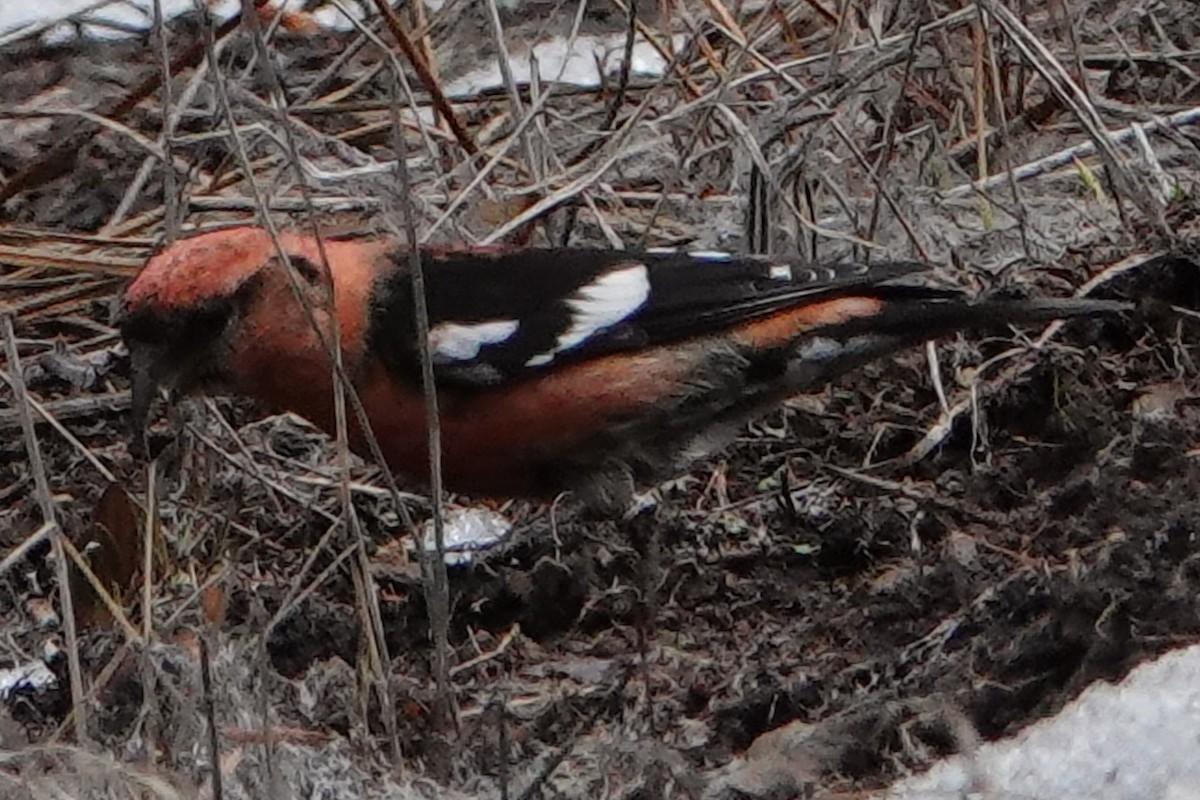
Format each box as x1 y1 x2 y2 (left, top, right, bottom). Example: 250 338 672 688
2 2 1200 798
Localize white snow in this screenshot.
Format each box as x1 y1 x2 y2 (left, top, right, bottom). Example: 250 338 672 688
444 32 686 97
0 0 362 45
0 1 679 93
884 643 1200 800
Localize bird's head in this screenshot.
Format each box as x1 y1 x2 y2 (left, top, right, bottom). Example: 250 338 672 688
118 226 347 447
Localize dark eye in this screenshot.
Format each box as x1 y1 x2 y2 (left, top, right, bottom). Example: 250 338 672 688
287 255 322 285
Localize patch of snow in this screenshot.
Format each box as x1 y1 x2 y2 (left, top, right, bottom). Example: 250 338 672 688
0 660 56 699
415 506 513 567
445 32 686 97
884 643 1200 800
0 0 365 44
1 2 679 98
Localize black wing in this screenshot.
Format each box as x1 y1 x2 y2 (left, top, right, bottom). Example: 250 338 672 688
367 247 951 388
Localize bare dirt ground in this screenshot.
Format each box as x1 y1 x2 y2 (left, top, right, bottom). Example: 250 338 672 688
2 1 1200 798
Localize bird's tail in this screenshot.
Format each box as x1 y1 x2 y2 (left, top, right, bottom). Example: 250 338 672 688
859 295 1133 339
781 295 1134 394
993 298 1135 319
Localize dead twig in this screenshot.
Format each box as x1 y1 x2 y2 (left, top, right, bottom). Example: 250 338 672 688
2 311 88 743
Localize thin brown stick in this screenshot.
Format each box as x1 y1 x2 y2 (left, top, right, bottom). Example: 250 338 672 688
199 636 225 800
373 0 478 157
388 68 456 743
2 311 88 744
152 0 180 243
226 0 407 766
558 0 639 246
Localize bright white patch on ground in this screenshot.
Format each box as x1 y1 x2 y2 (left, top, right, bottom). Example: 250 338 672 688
687 250 733 261
429 320 519 362
769 263 792 280
0 660 56 700
415 506 512 567
0 3 676 92
445 33 687 97
0 0 364 44
526 264 650 367
884 643 1200 800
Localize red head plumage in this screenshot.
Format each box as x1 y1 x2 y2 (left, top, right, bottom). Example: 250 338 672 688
123 227 325 314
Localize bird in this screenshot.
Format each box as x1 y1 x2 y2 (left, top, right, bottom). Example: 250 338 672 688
118 226 1133 515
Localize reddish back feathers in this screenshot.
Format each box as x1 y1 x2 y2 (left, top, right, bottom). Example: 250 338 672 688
119 226 1132 508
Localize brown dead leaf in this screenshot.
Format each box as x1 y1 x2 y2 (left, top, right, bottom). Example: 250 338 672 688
201 583 228 629
70 483 141 630
255 3 321 35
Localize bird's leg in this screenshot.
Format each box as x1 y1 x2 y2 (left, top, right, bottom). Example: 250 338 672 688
573 466 665 729
624 489 663 630
575 468 664 612
622 489 663 736
577 466 664 628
